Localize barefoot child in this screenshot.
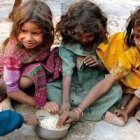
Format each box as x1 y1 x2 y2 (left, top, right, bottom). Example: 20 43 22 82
1 0 61 113
46 0 122 126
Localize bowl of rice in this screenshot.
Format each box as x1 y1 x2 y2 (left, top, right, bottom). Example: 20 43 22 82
35 110 70 140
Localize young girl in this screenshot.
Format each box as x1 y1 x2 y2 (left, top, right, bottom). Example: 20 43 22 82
1 0 61 113
103 8 140 126
46 0 122 126
57 7 140 126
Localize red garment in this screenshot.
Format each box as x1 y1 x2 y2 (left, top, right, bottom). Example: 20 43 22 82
1 39 61 108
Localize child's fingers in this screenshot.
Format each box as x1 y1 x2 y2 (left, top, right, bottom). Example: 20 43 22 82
114 109 121 116
88 62 99 67
65 118 73 124
56 113 68 127
84 56 92 61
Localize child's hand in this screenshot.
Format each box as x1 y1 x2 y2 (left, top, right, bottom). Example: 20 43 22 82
57 111 77 127
83 56 99 68
59 102 71 115
114 108 128 122
42 102 59 114
23 113 39 125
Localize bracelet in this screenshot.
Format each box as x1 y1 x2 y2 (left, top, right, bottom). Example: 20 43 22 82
76 108 83 117
73 108 83 121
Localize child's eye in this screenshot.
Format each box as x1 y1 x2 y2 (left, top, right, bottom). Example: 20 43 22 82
134 33 140 39
32 32 42 35
20 29 27 33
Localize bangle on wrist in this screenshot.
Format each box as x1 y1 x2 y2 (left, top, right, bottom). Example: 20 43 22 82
73 107 83 121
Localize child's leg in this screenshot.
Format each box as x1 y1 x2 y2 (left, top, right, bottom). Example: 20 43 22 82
0 98 12 111
117 93 133 110
21 63 47 108
19 76 33 90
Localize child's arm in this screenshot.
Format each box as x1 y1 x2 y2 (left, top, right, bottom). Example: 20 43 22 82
7 90 35 106
78 74 116 111
57 74 116 126
59 76 71 114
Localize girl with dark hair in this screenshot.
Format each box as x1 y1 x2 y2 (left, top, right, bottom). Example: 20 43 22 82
47 0 122 126
0 0 61 113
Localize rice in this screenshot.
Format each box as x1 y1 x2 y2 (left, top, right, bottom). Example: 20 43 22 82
39 114 69 131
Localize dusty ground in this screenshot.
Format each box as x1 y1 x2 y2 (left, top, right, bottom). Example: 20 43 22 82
0 0 140 140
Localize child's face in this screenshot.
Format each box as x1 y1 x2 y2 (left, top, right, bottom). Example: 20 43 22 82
72 32 94 45
18 21 44 49
133 26 140 51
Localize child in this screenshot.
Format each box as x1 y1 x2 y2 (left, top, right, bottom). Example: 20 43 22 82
0 110 39 136
46 0 122 126
1 0 61 113
57 7 140 126
103 8 140 126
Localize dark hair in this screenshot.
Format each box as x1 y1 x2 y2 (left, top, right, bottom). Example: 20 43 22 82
56 0 107 45
6 0 54 50
125 7 140 47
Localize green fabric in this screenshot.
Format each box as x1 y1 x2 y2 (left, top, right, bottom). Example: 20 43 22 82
47 43 122 121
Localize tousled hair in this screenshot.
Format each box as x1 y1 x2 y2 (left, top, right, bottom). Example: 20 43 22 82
56 0 107 45
125 7 140 47
3 0 54 51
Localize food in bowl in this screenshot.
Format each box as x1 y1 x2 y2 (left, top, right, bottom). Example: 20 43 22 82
35 110 70 139
39 114 70 130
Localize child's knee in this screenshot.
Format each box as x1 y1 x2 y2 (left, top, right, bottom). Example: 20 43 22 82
19 76 33 89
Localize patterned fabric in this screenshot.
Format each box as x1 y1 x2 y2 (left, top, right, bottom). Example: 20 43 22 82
1 39 61 108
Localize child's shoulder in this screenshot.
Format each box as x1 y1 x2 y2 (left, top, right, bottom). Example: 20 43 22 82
108 32 125 42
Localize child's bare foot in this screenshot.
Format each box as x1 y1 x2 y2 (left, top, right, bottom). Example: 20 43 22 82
104 111 125 127
117 94 133 109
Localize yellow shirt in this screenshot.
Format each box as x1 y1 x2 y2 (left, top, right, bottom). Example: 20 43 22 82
111 47 140 92
96 32 128 71
96 32 140 93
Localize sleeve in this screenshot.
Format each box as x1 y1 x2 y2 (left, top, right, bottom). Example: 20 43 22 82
134 88 140 99
59 46 76 76
110 51 132 80
3 56 21 93
0 110 24 136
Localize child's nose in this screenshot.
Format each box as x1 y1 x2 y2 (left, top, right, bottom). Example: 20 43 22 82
26 33 33 40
